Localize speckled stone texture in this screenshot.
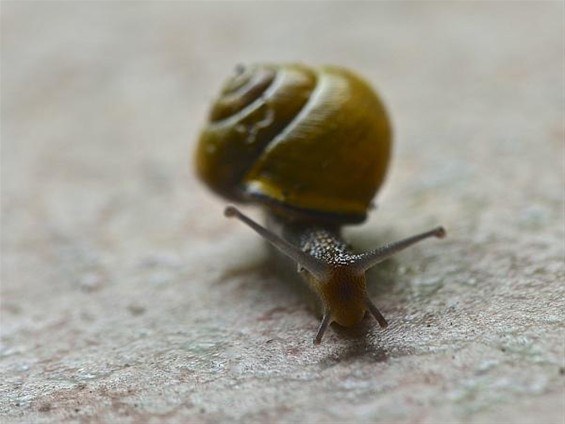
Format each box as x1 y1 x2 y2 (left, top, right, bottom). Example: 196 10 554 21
1 2 564 423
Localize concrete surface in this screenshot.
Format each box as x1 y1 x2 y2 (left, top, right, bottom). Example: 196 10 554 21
1 2 564 423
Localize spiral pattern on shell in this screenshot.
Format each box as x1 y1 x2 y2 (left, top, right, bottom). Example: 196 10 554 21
195 63 392 223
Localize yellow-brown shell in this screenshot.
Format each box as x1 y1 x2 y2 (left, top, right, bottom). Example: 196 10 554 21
195 63 392 223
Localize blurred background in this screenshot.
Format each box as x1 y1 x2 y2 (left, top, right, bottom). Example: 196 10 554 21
2 2 563 423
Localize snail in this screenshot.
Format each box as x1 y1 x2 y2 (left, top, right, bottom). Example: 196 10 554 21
195 63 446 344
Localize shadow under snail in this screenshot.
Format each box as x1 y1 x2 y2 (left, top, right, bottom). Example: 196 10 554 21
195 63 446 344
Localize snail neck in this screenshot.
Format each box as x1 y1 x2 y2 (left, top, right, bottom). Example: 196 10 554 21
265 211 346 257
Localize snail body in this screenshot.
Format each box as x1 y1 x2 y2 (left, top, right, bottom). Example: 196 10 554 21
196 64 445 344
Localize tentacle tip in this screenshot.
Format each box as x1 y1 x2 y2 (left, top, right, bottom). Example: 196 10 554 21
313 337 322 345
224 205 238 218
435 227 447 239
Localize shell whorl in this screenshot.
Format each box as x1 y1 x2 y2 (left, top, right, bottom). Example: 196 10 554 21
195 63 392 223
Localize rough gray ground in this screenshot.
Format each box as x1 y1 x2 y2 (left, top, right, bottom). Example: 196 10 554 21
1 2 564 423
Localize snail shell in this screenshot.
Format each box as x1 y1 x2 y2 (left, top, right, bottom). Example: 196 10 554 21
195 64 392 224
